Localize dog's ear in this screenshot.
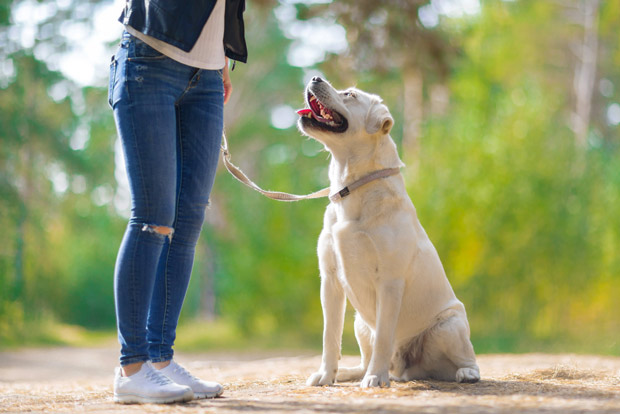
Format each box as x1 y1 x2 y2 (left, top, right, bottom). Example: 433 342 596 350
365 102 394 135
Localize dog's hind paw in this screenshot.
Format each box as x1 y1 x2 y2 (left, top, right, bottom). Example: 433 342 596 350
307 370 336 386
456 367 480 383
360 373 390 388
336 365 366 382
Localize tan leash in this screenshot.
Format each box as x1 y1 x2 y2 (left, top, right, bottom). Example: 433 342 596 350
220 133 330 202
220 133 401 203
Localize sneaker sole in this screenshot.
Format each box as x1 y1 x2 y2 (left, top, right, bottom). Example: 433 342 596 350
113 391 194 404
194 388 224 399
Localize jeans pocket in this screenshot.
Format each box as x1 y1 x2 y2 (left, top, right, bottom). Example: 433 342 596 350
130 37 167 61
108 55 117 108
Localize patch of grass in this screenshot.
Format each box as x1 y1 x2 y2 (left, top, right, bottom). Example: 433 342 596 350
174 318 323 353
472 333 620 356
4 315 617 357
176 317 620 357
0 317 116 350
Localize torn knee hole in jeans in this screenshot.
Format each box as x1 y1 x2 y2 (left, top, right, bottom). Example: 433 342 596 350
142 224 174 240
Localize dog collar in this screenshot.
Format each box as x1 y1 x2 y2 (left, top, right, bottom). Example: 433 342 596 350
329 168 401 203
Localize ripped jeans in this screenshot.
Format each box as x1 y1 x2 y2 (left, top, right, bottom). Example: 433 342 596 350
109 31 223 366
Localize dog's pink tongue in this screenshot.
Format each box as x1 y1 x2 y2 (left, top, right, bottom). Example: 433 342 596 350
297 108 312 116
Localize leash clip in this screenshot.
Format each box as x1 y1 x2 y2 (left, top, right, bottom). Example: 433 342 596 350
338 187 350 198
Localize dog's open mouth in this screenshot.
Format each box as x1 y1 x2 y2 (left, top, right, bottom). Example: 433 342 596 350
297 91 348 133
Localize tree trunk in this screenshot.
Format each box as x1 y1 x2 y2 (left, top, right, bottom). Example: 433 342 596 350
13 206 26 301
402 66 424 158
198 237 217 321
572 0 599 148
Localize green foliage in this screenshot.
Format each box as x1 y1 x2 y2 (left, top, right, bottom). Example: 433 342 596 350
1 0 618 356
0 49 120 341
406 0 620 354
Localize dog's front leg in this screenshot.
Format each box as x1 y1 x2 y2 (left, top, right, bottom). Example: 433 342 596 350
307 272 346 386
361 279 404 388
307 233 346 386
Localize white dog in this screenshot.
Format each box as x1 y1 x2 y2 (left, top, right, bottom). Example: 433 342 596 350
297 77 480 388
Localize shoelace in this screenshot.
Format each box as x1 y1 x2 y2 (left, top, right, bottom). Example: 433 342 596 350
145 367 174 386
171 363 199 381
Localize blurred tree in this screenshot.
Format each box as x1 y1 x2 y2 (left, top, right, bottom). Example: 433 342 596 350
569 0 600 148
408 0 620 353
298 0 457 156
0 53 77 321
0 0 120 340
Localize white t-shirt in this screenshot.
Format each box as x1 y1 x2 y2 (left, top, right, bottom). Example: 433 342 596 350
125 0 226 70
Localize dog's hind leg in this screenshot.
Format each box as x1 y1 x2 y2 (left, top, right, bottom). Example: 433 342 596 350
422 310 480 383
336 313 372 382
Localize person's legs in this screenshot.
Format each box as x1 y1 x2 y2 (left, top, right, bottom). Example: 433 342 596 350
147 68 225 363
111 32 197 370
111 31 224 401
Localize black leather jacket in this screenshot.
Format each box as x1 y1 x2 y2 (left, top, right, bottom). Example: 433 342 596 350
118 0 248 63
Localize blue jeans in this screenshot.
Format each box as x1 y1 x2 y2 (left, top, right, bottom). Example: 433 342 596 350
109 31 224 366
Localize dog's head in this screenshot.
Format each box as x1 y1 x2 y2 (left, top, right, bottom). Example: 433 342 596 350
297 77 394 150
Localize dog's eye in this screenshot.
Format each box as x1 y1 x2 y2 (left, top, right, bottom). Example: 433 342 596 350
344 91 357 98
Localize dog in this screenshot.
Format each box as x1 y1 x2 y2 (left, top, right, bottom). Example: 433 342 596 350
297 77 480 388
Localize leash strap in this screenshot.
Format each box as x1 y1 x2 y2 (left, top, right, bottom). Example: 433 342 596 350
220 133 330 202
220 133 401 203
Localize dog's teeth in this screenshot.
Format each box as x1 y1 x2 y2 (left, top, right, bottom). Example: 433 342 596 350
310 96 317 102
319 108 333 120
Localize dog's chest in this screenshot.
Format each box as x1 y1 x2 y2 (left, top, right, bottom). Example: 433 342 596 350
329 219 380 321
333 200 364 223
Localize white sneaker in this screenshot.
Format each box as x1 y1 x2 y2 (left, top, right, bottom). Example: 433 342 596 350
159 360 224 399
113 361 194 404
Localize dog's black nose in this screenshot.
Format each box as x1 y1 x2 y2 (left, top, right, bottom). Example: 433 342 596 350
312 76 323 83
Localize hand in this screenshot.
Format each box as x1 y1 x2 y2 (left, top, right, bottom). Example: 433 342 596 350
223 58 233 105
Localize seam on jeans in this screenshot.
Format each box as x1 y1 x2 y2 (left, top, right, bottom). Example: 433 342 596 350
175 69 202 106
121 50 151 363
127 55 167 62
120 356 149 367
160 102 187 355
155 104 185 357
129 222 141 361
124 55 151 223
161 235 171 359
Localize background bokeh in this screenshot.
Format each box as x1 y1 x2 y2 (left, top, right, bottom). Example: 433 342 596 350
1 0 618 355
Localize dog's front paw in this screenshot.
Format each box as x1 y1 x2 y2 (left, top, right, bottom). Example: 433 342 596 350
456 366 480 383
306 369 336 386
360 372 390 388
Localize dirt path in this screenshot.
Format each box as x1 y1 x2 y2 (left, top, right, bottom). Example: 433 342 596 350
1 346 619 413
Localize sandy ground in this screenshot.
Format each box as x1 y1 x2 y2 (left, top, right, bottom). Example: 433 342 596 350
0 346 619 413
